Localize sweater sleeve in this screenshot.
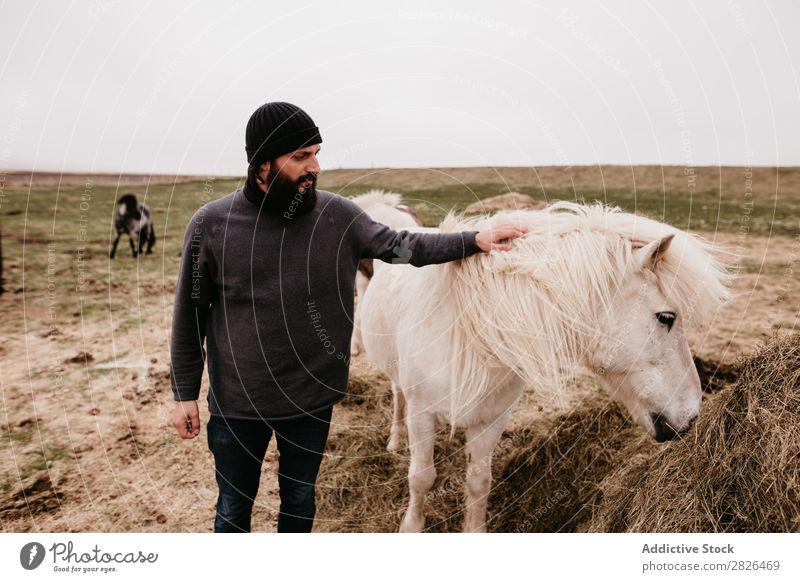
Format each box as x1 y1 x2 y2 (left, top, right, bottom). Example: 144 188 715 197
169 208 216 402
348 202 483 267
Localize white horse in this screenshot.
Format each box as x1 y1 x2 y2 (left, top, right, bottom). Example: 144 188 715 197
359 201 731 532
349 189 422 355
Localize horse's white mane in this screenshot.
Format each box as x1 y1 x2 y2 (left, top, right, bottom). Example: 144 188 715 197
349 189 404 210
438 200 733 426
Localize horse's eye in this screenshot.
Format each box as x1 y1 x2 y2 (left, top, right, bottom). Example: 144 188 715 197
656 311 676 331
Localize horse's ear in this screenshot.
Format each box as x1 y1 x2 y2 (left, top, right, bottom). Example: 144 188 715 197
636 234 674 271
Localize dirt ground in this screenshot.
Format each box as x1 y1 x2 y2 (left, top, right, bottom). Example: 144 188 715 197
0 182 798 532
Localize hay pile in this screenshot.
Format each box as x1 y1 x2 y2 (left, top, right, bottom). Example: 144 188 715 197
488 399 642 532
587 333 800 532
317 334 799 532
317 408 473 533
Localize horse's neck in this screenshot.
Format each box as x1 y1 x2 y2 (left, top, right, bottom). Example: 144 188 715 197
451 263 594 395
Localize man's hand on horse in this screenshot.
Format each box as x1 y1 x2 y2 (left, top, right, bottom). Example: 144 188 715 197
172 400 201 439
475 224 528 252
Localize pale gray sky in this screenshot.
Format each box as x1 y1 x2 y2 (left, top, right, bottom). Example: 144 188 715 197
1 0 798 175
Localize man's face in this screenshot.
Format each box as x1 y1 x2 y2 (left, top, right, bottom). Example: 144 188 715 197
258 144 321 194
255 144 321 219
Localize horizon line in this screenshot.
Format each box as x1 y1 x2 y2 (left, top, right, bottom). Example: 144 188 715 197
3 162 797 179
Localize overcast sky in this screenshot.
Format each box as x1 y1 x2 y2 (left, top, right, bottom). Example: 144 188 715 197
1 0 798 175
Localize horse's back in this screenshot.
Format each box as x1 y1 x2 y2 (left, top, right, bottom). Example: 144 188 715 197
114 199 152 232
365 204 419 231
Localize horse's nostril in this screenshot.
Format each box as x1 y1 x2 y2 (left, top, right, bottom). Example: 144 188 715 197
650 412 680 442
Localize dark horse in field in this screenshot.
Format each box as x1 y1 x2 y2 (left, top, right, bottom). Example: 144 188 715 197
109 193 156 258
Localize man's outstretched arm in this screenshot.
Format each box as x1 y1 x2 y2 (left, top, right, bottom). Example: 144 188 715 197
351 207 527 266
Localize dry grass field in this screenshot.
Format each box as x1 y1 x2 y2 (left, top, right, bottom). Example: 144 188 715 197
0 165 797 532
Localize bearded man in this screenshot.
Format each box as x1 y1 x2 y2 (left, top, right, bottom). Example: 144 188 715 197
169 102 526 532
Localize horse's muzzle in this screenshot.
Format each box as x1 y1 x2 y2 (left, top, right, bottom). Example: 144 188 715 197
650 412 688 442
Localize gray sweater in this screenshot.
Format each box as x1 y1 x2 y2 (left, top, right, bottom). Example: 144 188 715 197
169 187 482 420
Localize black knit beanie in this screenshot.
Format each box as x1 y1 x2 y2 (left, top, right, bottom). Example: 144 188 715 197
245 102 322 168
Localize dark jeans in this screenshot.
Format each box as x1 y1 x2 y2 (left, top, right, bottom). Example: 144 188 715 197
206 407 332 533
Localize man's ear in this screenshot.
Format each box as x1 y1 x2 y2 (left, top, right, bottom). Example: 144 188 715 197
255 161 270 184
635 234 674 271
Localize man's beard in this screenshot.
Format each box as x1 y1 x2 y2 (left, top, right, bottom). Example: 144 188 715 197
254 166 318 220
